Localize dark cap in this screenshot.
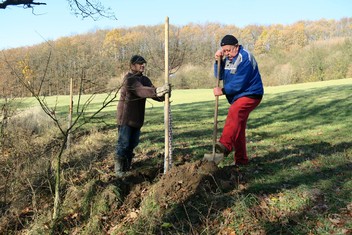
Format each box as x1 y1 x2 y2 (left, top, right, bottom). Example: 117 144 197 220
130 55 147 64
220 35 238 46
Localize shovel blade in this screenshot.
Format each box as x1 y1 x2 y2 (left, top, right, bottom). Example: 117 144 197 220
203 153 224 164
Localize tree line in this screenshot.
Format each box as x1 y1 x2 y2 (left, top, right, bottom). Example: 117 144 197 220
1 18 352 98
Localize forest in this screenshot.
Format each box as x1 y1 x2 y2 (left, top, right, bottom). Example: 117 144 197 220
0 16 352 234
1 17 351 98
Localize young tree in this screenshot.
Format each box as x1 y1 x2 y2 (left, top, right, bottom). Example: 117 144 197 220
4 49 120 233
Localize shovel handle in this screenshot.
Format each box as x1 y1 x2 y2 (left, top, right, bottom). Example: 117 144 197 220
212 58 221 158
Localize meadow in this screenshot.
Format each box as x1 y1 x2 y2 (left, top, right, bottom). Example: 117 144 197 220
1 78 351 234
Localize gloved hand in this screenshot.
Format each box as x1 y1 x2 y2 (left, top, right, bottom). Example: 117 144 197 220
156 84 171 97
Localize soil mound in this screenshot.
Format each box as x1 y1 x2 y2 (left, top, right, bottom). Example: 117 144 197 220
152 160 238 208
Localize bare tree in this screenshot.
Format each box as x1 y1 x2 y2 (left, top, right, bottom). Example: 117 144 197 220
145 25 186 76
0 0 46 9
3 49 120 233
0 0 117 20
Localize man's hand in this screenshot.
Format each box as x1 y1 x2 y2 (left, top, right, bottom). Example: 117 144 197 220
156 84 170 97
215 49 223 60
213 87 223 96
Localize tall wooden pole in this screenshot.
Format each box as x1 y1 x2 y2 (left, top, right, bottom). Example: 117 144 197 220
164 16 170 173
212 59 221 160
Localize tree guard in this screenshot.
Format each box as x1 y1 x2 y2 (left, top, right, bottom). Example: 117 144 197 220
164 16 172 173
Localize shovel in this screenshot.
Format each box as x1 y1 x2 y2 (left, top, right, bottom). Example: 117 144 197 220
203 58 224 164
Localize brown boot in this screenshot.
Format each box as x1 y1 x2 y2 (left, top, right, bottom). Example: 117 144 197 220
124 153 134 171
114 156 125 177
215 141 230 157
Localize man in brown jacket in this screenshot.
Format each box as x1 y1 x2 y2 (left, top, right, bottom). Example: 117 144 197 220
115 55 170 177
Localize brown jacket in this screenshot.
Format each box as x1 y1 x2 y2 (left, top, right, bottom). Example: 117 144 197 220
117 72 164 128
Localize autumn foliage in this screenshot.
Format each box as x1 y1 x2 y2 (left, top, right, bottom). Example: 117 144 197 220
1 18 352 97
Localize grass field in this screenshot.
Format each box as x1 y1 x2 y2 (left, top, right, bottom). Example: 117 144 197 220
1 78 352 234
123 78 352 234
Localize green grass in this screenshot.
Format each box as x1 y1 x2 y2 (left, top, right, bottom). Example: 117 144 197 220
141 78 352 234
2 78 352 234
5 78 352 176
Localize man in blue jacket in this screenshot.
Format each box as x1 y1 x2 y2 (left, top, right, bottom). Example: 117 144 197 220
214 35 263 165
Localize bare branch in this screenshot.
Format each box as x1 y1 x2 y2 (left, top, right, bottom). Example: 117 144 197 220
0 0 46 9
67 0 117 20
0 0 117 21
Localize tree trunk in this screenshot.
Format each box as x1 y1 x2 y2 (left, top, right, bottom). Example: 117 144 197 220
51 134 68 232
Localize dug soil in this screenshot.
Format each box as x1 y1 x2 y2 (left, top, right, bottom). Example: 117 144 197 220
103 154 244 233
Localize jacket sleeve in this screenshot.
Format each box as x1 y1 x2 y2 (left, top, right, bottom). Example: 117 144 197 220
128 76 164 102
130 81 156 98
214 60 225 80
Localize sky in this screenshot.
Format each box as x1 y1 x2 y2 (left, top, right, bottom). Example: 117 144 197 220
1 0 351 50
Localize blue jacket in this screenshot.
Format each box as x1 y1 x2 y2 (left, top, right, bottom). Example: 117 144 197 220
214 45 264 104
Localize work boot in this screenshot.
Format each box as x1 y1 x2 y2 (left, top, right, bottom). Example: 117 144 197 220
124 157 131 171
124 153 135 171
114 156 125 177
215 141 230 157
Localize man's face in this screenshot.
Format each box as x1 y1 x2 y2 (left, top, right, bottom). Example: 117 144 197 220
131 63 146 74
222 45 239 61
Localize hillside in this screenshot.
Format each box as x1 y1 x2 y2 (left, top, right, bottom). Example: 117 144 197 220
0 79 352 234
1 18 352 98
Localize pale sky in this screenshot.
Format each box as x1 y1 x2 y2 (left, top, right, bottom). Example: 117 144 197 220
1 0 351 50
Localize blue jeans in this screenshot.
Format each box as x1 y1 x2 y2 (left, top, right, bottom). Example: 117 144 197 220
116 125 141 159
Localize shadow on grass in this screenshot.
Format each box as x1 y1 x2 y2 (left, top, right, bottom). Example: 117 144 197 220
132 84 352 234
242 140 352 234
250 85 352 131
151 140 351 234
58 83 351 234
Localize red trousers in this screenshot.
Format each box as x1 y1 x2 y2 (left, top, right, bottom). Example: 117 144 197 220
219 96 261 164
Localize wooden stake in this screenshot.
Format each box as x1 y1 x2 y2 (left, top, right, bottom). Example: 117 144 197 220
212 59 221 160
164 16 170 173
67 77 73 150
